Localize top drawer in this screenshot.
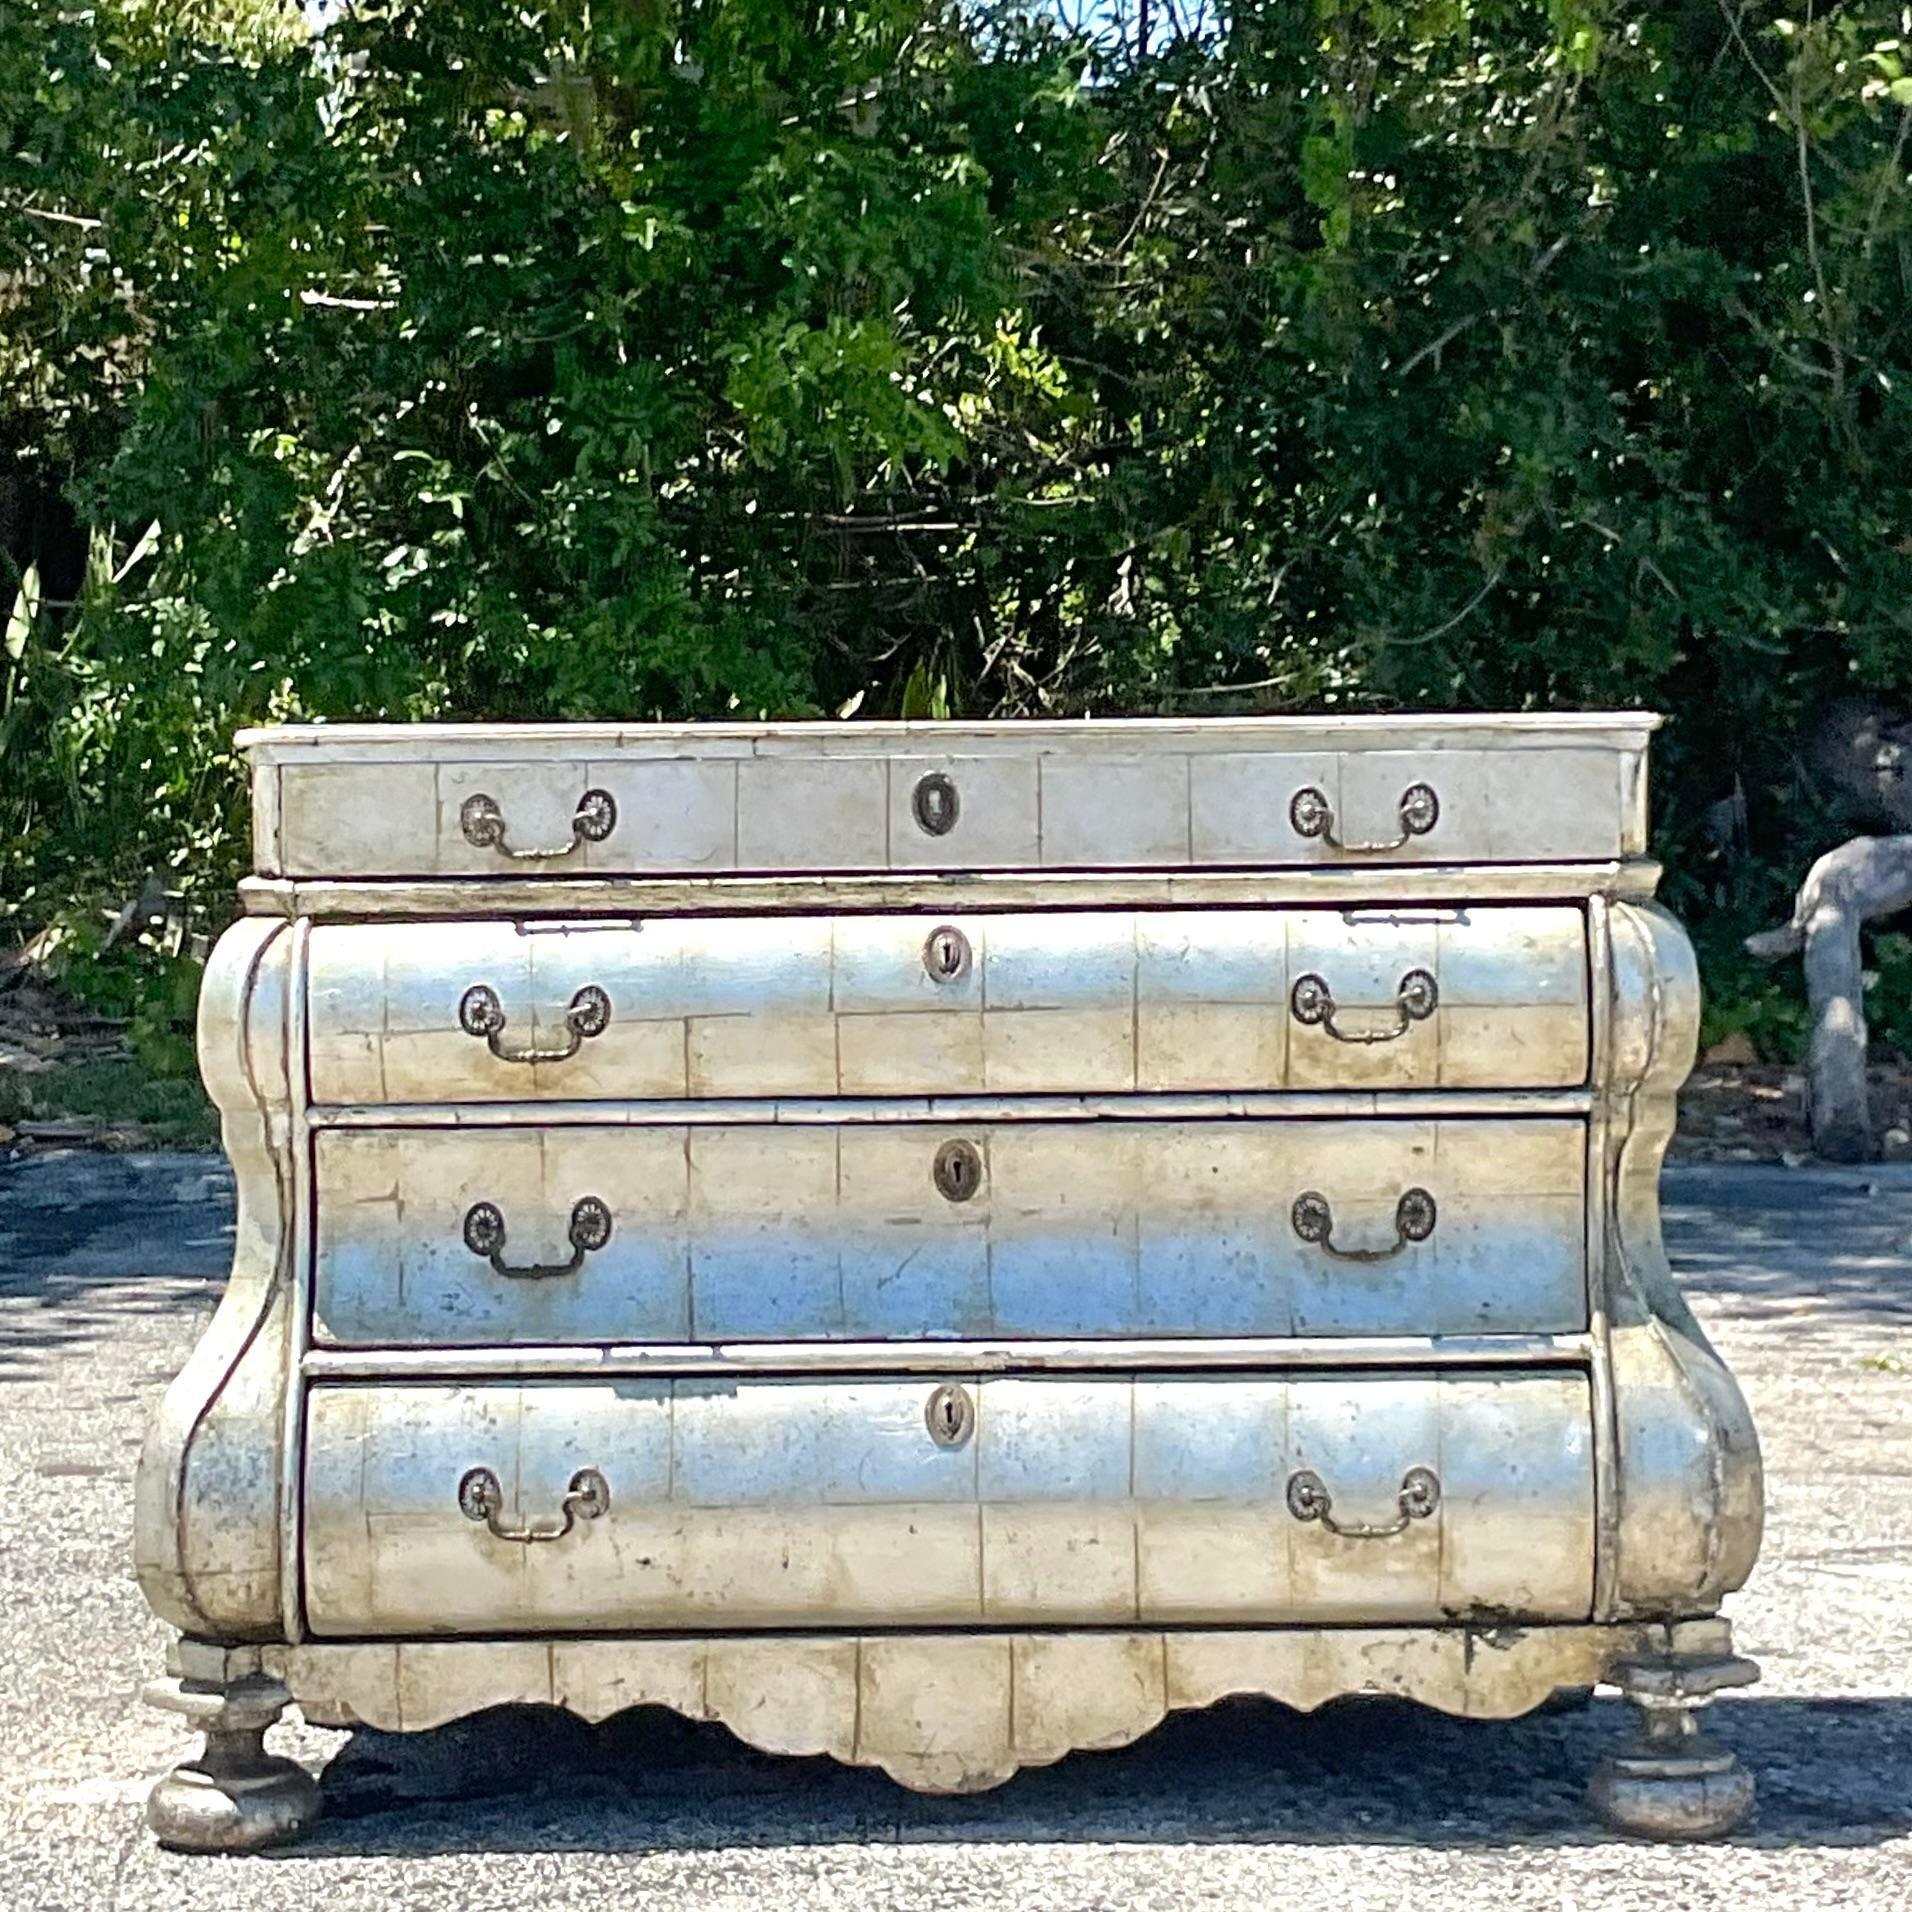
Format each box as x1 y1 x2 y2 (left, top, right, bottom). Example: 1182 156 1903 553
243 717 1653 878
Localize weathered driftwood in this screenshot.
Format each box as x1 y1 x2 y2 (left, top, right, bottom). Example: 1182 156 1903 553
1747 835 1912 1161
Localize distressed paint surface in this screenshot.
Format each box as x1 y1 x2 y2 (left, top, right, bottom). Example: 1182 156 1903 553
137 715 1764 1811
310 1117 1588 1346
299 1371 1595 1634
253 716 1649 878
304 906 1589 1104
191 1616 1729 1796
243 860 1662 920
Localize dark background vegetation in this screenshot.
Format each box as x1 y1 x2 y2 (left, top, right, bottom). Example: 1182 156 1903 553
5 0 1912 1104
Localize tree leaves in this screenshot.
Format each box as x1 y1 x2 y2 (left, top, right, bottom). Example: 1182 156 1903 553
2 0 1911 984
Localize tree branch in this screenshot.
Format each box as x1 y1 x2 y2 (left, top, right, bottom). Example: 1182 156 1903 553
14 203 104 232
1390 570 1504 647
1393 310 1490 382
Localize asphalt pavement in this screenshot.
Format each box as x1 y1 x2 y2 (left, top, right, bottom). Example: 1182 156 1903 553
1 1151 1908 1910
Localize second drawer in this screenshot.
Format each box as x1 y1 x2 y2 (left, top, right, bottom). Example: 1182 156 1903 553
311 1117 1587 1346
304 905 1591 1104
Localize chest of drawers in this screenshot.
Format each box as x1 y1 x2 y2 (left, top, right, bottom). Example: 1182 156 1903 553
136 715 1763 1850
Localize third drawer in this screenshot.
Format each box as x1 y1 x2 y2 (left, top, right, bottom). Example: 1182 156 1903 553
311 1116 1588 1346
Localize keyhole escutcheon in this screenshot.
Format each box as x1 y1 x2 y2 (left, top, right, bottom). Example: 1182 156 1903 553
932 1138 984 1203
923 924 971 983
913 772 960 837
925 1382 975 1448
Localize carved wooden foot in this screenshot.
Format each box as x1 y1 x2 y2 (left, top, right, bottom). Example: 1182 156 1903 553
145 1668 322 1853
1590 1649 1758 1841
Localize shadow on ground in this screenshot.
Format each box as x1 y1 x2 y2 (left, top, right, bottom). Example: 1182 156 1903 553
1660 1166 1912 1331
270 1693 1909 1859
0 1151 229 1382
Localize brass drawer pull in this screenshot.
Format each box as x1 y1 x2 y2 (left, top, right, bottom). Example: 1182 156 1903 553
1287 1465 1441 1539
463 1196 612 1280
1290 967 1437 1043
457 1466 609 1543
459 788 617 860
1291 1187 1437 1262
458 983 611 1064
1289 782 1439 853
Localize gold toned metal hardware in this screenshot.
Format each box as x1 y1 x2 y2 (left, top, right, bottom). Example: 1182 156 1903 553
457 982 611 1063
924 1382 976 1448
1286 1465 1441 1538
459 787 617 860
456 1465 610 1542
1291 1187 1437 1262
462 1196 613 1280
1289 782 1440 853
931 1138 984 1203
1289 967 1438 1043
912 772 960 836
923 924 972 983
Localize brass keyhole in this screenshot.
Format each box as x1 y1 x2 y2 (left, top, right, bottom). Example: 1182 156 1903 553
923 925 971 982
932 1139 983 1203
925 1382 975 1448
913 772 960 837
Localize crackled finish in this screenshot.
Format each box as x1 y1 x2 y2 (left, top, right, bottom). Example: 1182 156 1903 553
1604 901 1765 1614
311 1117 1589 1346
134 918 293 1641
245 715 1654 878
170 1617 1735 1798
305 905 1590 1103
301 1370 1596 1632
135 715 1762 1841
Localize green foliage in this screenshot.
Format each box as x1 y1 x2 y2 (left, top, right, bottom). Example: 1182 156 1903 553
1693 931 1812 1063
1863 931 1912 1063
40 926 203 1077
4 0 1912 1053
0 1056 215 1145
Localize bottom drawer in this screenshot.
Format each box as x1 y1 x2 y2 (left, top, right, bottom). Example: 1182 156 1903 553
301 1370 1595 1636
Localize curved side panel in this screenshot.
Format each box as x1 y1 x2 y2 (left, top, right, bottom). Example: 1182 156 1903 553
1604 902 1763 1616
134 918 295 1640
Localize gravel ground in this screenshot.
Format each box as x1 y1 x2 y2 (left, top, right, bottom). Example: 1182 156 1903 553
1 1152 1908 1911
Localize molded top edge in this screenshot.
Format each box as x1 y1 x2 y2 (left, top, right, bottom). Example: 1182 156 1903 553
238 711 1661 762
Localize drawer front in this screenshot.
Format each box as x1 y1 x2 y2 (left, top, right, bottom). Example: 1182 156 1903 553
310 1118 1586 1346
305 906 1588 1104
301 1371 1595 1634
266 735 1640 877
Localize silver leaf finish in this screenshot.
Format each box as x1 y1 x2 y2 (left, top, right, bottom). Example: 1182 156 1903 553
136 715 1760 1848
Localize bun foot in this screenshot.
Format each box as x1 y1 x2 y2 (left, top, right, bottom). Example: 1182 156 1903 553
145 1670 322 1853
1590 1647 1758 1841
148 1751 322 1854
1590 1737 1755 1840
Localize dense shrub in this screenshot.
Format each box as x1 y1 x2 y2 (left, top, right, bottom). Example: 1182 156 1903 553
5 0 1912 1052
